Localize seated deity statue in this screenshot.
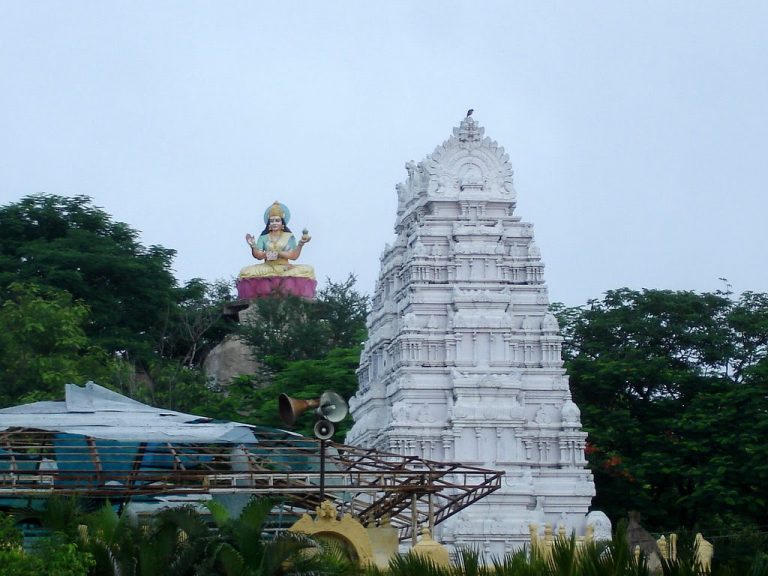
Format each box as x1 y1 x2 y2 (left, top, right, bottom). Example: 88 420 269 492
236 201 316 299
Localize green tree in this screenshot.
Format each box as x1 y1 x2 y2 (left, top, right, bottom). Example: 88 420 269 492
204 498 354 576
118 357 243 419
0 283 110 406
0 510 22 549
0 510 94 576
238 294 333 368
235 346 362 437
556 288 768 532
229 277 368 436
0 540 94 576
160 278 236 368
43 499 215 576
0 194 178 360
316 274 370 350
238 275 369 370
0 194 240 408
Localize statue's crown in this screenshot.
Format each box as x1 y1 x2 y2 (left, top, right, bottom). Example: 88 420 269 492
268 201 285 219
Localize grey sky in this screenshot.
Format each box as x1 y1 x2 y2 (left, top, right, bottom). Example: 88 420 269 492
2 1 766 306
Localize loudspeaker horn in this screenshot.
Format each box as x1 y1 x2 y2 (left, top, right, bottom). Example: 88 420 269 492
278 394 320 426
318 391 348 423
314 419 335 440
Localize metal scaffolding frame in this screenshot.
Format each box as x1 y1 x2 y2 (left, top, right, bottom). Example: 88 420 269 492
0 427 502 540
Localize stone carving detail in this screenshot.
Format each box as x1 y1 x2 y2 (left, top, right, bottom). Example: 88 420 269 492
542 313 559 333
585 511 612 542
459 162 484 187
416 404 436 423
392 401 410 423
561 393 582 425
347 114 595 558
454 116 485 142
535 405 553 425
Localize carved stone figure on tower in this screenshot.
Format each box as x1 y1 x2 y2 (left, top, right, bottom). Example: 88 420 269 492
236 200 317 299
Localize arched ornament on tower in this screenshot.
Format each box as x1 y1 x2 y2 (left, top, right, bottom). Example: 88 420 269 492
396 114 517 234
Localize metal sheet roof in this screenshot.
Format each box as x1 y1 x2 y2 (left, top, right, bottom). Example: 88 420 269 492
0 382 258 444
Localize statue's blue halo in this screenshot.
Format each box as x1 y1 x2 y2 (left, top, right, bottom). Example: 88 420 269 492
263 202 291 225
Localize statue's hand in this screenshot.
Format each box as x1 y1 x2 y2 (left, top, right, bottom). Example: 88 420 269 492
245 233 255 246
300 228 311 245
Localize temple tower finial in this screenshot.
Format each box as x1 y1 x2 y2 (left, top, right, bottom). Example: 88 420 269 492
454 113 484 142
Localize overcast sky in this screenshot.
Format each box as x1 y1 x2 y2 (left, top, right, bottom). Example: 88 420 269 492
2 2 766 307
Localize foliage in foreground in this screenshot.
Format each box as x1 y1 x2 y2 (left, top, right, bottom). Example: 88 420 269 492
204 498 356 576
365 530 767 576
0 510 94 576
4 501 768 576
12 498 356 576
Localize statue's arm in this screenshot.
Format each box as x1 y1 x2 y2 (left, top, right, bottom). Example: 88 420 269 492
245 233 267 260
279 232 310 261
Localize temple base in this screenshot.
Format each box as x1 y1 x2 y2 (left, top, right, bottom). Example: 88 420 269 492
236 276 317 299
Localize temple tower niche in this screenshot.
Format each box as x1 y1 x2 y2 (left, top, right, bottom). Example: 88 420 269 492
346 114 596 556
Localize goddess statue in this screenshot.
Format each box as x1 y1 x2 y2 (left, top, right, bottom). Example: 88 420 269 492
236 201 316 299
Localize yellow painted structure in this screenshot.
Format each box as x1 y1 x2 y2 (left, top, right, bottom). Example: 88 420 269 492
412 527 450 567
366 516 399 570
289 500 375 567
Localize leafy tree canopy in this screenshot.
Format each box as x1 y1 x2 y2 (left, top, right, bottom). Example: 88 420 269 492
232 346 363 438
160 277 236 367
555 288 768 532
0 283 111 406
238 274 369 369
230 275 369 437
0 194 178 359
89 276 368 438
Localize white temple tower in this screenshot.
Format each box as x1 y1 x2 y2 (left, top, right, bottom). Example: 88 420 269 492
346 114 597 556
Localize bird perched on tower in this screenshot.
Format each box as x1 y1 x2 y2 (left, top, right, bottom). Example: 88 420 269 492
466 108 474 117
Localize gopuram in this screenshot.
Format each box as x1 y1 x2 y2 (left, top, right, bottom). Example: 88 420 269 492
346 114 602 556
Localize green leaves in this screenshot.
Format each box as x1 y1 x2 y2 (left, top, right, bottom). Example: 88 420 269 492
226 346 362 437
204 498 337 576
231 276 368 436
0 283 110 406
0 194 178 361
557 289 768 532
238 275 368 367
